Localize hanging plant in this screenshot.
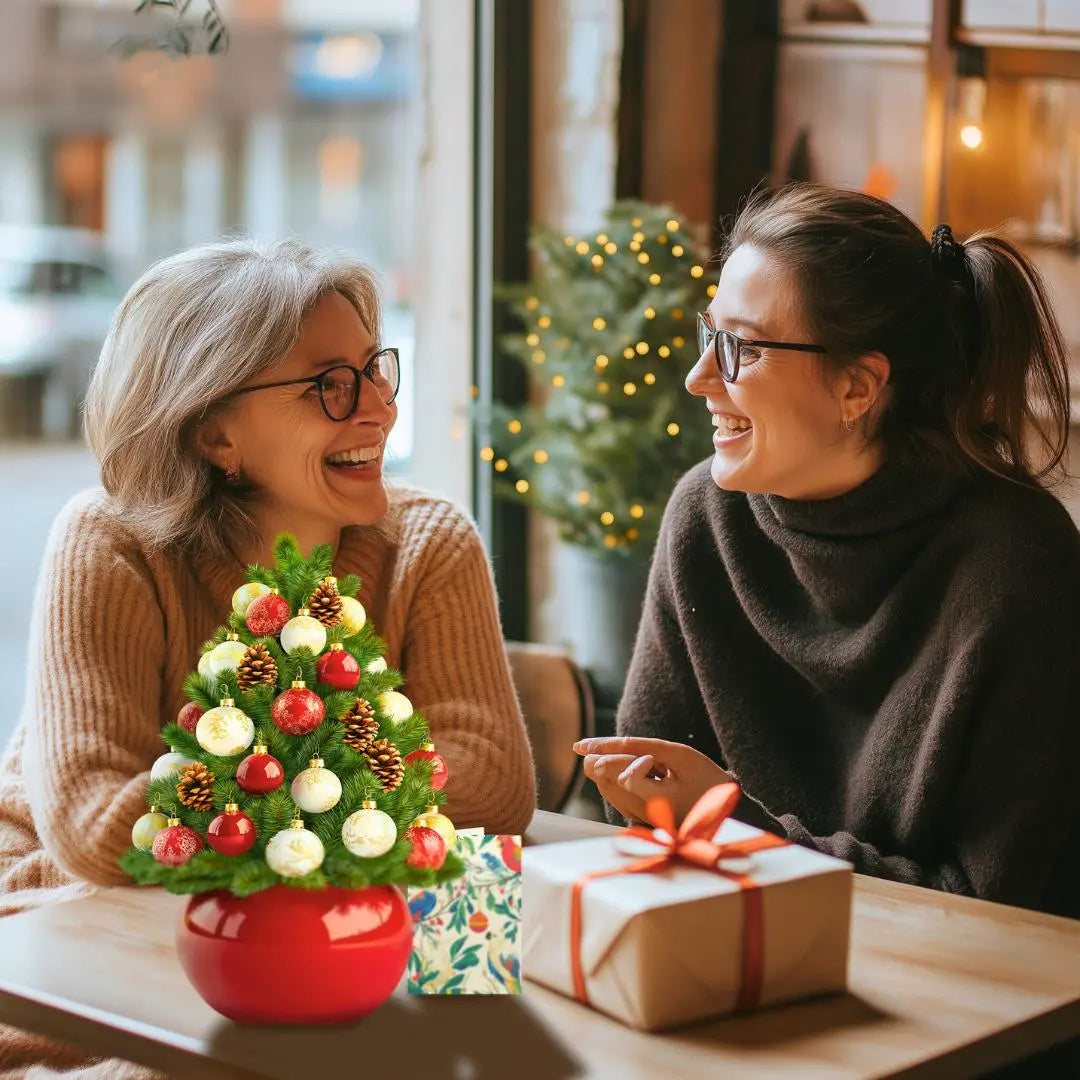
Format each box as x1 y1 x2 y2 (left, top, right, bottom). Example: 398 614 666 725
116 0 230 58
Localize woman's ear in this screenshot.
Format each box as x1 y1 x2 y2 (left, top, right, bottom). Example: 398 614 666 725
191 414 239 473
840 351 891 425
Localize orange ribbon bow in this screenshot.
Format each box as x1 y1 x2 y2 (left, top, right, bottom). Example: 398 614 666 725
569 783 787 1013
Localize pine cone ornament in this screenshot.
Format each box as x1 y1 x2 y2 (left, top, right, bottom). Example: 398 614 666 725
236 642 278 691
340 698 379 753
307 577 343 628
176 762 217 813
366 738 404 792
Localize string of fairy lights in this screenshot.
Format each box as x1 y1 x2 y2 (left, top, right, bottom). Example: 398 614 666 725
481 215 718 550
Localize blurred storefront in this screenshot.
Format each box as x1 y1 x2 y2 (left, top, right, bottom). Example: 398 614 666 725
0 0 420 461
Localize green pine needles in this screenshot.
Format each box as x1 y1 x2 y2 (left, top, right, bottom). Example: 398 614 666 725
482 201 716 560
120 532 465 895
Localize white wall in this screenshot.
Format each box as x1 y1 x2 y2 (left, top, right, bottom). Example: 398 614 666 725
408 0 476 509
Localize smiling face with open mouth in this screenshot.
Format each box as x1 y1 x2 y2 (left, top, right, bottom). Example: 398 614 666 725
685 245 887 500
210 290 397 542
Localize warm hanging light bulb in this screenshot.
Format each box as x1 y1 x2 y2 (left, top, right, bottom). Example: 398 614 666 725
960 123 983 149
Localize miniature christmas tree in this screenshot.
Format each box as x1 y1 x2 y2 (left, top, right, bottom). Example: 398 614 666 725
121 533 463 895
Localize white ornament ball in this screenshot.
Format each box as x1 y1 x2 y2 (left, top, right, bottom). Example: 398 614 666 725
280 614 327 656
150 750 197 781
232 581 271 617
265 821 325 878
339 595 367 636
198 638 249 680
379 690 414 723
196 701 255 757
290 759 343 814
341 805 398 858
131 808 169 851
366 656 388 674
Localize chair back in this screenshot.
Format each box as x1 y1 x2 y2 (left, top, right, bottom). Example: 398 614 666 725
505 641 595 812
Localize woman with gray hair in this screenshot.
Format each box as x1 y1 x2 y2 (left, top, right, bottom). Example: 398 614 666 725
0 238 536 1078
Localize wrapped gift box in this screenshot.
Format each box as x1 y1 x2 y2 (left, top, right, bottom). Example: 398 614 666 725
408 832 522 995
522 815 852 1031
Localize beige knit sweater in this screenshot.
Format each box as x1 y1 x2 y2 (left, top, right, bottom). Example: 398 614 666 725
0 484 536 1077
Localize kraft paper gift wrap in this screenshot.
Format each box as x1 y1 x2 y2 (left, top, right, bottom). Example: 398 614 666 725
521 817 852 1031
408 832 522 995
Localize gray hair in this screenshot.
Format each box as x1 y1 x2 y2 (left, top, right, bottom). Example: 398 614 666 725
83 237 382 556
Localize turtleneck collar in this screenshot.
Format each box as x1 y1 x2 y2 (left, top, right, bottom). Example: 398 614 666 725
746 458 966 540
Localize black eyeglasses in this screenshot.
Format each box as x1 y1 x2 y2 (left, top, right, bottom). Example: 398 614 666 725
697 312 825 383
230 347 400 421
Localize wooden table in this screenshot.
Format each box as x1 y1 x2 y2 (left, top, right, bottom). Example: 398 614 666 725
1 811 1079 1080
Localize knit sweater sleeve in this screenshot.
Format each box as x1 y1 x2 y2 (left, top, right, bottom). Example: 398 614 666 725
747 804 973 895
20 494 166 887
399 507 536 835
608 477 727 826
749 535 1080 911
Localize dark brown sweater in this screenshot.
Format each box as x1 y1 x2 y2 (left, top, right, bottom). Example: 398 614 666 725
614 458 1080 918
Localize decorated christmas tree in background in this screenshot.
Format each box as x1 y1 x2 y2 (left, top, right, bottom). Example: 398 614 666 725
481 201 717 560
122 534 464 895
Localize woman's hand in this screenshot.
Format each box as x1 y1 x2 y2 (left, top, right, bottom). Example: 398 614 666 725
573 736 735 825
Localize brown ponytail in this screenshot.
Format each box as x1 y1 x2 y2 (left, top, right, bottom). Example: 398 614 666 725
725 184 1071 488
955 234 1070 484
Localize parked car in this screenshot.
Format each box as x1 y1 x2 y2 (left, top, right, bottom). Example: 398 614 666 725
0 225 121 439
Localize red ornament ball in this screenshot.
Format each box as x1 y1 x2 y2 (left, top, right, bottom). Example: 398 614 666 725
177 701 204 734
207 805 257 857
315 645 361 691
271 686 326 736
404 745 448 791
152 822 204 866
236 746 285 795
468 910 489 934
245 592 292 638
404 825 447 870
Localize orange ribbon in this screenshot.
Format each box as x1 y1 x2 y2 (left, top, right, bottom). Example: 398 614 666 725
569 783 788 1013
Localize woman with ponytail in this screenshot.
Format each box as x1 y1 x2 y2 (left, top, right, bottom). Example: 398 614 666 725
576 183 1080 922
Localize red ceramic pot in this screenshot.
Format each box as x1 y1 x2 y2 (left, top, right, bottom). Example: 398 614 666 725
176 884 412 1024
